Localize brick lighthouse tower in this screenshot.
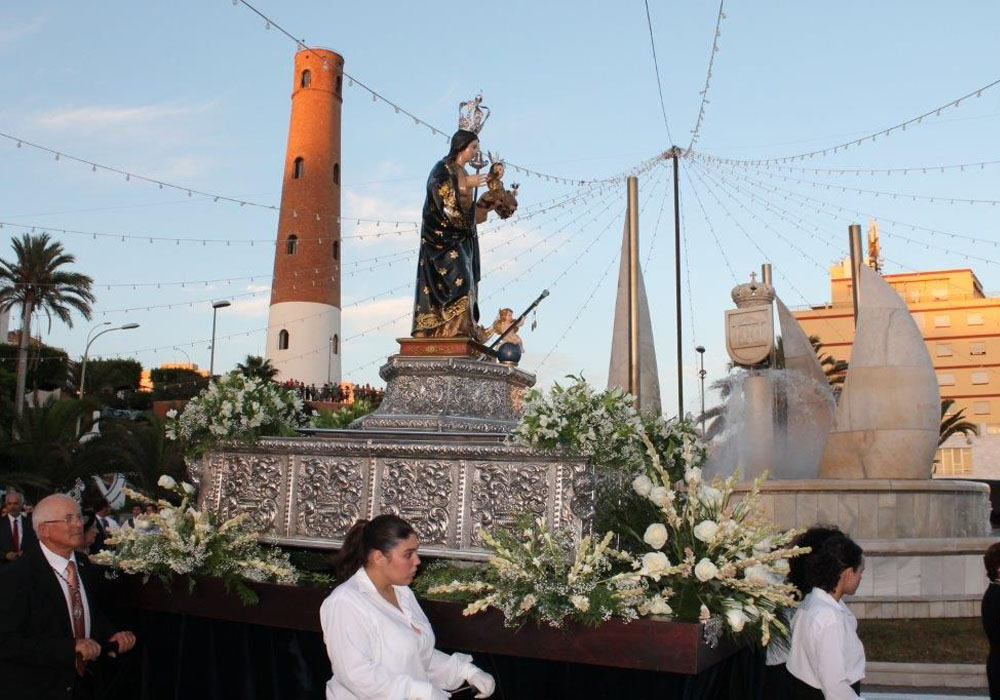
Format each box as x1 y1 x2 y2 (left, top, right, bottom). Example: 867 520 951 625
266 47 344 385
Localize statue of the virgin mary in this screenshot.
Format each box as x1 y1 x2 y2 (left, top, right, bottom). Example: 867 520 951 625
411 129 488 338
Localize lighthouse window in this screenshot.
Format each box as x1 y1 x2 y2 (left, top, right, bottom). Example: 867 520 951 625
332 240 339 260
293 157 305 179
332 334 339 355
333 162 340 184
286 235 298 255
336 75 343 96
278 329 290 350
300 70 311 88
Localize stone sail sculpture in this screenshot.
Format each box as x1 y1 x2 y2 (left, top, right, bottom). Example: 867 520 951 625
774 296 836 479
818 265 940 479
607 225 662 413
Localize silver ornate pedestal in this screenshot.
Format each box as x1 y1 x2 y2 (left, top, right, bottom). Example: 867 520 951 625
196 354 593 559
350 356 535 433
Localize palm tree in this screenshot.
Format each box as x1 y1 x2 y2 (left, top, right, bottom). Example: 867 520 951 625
235 355 279 382
939 398 979 446
0 234 95 417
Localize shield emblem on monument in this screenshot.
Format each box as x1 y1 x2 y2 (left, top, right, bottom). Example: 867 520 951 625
725 307 774 366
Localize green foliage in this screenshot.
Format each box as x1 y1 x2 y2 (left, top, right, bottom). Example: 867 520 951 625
310 399 378 429
151 367 209 401
235 355 279 382
0 342 70 391
412 560 487 601
75 413 186 494
80 358 142 404
0 397 92 496
939 398 980 446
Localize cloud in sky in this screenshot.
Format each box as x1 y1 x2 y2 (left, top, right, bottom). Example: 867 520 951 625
0 14 48 48
32 102 216 134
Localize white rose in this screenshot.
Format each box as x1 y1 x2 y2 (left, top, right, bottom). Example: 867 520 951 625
165 409 178 419
640 552 671 581
632 474 653 497
570 595 591 612
647 596 673 616
181 482 196 495
649 486 673 507
684 466 702 484
643 523 669 550
693 520 720 543
694 558 718 582
752 537 774 554
158 475 177 490
696 485 724 509
744 564 779 586
725 607 750 632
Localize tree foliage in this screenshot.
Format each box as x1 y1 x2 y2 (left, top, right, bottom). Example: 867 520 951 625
151 367 209 401
939 398 979 446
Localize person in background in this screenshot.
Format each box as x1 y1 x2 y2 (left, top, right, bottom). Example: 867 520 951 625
90 499 118 554
123 505 142 529
786 532 866 700
981 541 1000 699
1 488 37 562
78 509 99 556
764 526 842 696
320 514 495 699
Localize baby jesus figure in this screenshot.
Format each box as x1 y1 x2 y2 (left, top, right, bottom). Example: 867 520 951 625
475 157 519 224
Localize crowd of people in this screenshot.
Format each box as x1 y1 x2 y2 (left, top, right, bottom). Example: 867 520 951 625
281 380 385 405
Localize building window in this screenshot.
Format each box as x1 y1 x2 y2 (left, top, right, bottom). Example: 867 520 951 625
332 240 339 260
936 343 953 357
974 401 991 415
336 75 343 96
972 371 989 385
933 315 951 328
300 69 311 88
936 447 972 476
968 313 985 326
938 373 955 386
286 234 298 255
278 329 289 350
932 287 948 301
332 334 339 355
293 157 304 179
971 342 987 356
333 162 340 185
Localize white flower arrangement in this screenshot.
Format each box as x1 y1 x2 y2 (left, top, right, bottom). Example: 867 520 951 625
427 517 646 629
91 475 297 604
165 372 305 457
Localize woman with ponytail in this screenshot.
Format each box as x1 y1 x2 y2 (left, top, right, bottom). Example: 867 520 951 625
786 532 866 700
320 514 495 700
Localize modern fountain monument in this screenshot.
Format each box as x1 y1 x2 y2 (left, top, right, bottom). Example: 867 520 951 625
708 264 992 619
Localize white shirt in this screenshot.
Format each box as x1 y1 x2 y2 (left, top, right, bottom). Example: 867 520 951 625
39 542 92 638
320 567 474 700
100 515 120 532
6 514 26 550
787 588 865 700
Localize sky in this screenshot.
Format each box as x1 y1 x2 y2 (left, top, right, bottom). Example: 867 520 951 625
1 1 999 415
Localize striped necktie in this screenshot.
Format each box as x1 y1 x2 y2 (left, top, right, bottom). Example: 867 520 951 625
65 561 87 676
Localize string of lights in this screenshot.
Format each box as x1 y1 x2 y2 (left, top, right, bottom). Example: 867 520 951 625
693 74 1000 165
687 0 727 150
642 157 674 268
231 0 665 185
703 162 1000 207
643 0 675 144
680 187 698 348
682 165 737 281
690 154 1000 177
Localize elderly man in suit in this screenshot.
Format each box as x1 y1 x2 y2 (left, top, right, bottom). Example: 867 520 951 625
0 493 136 699
1 488 36 562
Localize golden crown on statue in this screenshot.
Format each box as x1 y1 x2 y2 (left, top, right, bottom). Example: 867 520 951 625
458 93 490 134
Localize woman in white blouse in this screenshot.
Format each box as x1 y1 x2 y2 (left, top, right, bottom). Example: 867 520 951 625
786 533 866 700
320 514 496 700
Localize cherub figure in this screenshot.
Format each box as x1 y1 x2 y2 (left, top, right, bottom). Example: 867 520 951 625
491 307 524 352
476 154 520 223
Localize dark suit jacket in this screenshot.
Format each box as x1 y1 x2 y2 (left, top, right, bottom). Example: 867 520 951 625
0 545 117 699
0 514 37 561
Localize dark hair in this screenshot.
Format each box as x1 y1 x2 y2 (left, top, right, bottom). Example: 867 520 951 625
446 129 478 162
332 514 415 584
808 532 864 593
985 542 1000 581
787 526 842 599
81 507 98 531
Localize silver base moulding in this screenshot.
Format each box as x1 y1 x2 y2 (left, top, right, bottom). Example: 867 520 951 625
349 355 537 433
196 432 593 560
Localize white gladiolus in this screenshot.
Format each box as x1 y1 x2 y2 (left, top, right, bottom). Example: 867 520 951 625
640 552 671 581
648 486 673 507
694 558 718 582
725 607 750 632
519 594 538 611
643 523 669 550
753 537 774 554
772 558 790 575
632 474 653 497
158 475 177 490
693 520 720 543
684 466 702 483
744 564 779 586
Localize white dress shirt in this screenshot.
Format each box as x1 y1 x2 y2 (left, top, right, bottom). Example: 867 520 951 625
787 588 865 700
6 514 26 550
39 542 92 638
100 515 120 532
320 567 475 700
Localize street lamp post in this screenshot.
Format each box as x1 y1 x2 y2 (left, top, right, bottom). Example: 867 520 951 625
77 321 140 435
209 300 231 378
696 345 707 436
173 346 192 365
